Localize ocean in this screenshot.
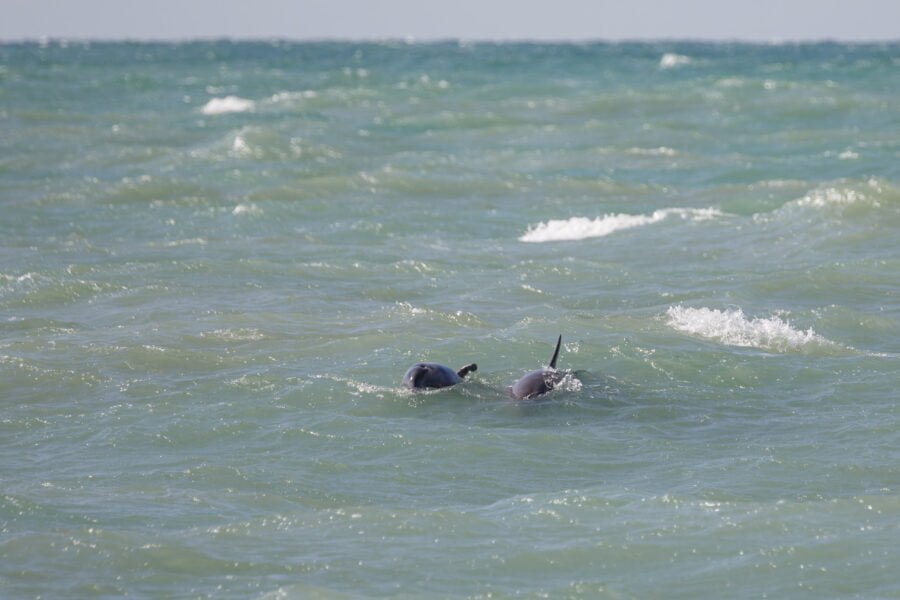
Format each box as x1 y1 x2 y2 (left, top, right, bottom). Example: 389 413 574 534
1 40 898 598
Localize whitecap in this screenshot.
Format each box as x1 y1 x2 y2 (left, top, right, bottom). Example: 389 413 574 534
753 182 885 224
1 272 37 285
521 284 545 295
268 90 318 104
393 301 427 316
231 135 250 155
160 238 208 248
520 213 662 242
228 374 276 392
519 208 722 243
202 328 266 341
627 146 677 156
232 203 262 216
201 96 255 115
665 306 838 353
715 77 746 88
794 187 869 209
659 53 691 69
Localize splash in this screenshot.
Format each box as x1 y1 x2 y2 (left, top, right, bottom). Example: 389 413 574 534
665 306 838 352
519 208 721 243
556 370 583 394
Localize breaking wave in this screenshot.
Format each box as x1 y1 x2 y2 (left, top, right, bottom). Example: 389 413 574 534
794 185 873 209
665 306 840 353
519 208 721 243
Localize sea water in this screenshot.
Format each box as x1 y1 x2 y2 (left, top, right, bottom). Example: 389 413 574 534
1 40 898 598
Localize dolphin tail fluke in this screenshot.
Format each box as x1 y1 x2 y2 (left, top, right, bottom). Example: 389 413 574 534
548 334 562 369
456 363 478 378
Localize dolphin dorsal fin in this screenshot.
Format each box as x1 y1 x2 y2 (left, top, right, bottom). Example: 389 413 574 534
548 334 562 369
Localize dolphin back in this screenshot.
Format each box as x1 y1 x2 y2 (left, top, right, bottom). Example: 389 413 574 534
404 362 476 390
510 335 563 400
510 369 550 400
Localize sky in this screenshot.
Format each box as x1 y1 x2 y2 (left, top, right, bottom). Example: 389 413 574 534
2 0 899 42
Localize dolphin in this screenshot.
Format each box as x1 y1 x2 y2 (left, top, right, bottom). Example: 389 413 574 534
509 335 563 400
403 362 477 390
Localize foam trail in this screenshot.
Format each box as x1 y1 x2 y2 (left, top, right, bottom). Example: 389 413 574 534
666 306 838 353
519 208 721 243
201 96 255 115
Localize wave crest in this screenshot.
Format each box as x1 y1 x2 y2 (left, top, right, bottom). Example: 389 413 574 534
519 208 721 243
665 306 839 353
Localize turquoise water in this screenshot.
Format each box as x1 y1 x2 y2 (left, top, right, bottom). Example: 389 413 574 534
1 40 899 598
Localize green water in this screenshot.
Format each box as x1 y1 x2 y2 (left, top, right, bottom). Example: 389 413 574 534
1 40 899 598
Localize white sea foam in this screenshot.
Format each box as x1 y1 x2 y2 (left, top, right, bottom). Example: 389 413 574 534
795 187 869 208
753 182 886 225
521 213 662 242
519 208 721 243
665 306 838 352
232 203 263 216
269 90 318 104
231 134 250 155
393 301 428 316
715 77 746 88
201 96 255 115
1 272 37 285
659 53 691 69
160 237 208 248
557 370 583 394
202 328 266 341
627 146 677 156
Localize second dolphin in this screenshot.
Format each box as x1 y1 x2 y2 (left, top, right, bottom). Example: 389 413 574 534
508 335 563 400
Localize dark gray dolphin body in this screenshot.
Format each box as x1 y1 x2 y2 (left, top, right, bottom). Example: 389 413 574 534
403 362 477 390
509 335 563 400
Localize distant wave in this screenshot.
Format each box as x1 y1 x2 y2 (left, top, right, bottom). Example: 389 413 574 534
665 306 839 353
659 53 691 69
519 208 721 243
201 96 255 115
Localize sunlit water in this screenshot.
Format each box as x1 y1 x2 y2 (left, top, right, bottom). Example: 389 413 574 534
2 41 899 598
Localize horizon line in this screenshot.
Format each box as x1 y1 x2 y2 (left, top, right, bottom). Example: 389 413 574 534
3 34 899 45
